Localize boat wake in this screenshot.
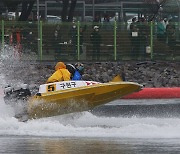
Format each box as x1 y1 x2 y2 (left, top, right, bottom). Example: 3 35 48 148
0 97 180 138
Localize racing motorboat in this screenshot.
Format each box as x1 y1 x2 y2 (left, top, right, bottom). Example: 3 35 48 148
4 75 142 120
28 75 142 119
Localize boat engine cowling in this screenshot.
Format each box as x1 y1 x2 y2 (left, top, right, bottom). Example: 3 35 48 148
4 84 31 104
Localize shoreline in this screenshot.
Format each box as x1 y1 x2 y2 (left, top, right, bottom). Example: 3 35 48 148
80 61 180 88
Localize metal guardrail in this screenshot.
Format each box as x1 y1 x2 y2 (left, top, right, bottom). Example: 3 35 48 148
0 20 180 61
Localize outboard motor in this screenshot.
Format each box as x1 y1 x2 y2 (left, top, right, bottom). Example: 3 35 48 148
4 84 31 104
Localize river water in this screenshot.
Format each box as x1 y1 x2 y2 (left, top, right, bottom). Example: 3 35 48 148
0 50 180 153
0 97 180 154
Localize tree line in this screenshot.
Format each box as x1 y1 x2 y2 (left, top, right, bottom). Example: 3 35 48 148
2 0 77 21
1 0 167 22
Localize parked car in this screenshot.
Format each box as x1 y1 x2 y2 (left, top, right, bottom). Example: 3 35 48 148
46 15 61 23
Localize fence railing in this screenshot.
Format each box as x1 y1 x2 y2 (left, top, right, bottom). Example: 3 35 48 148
0 20 180 61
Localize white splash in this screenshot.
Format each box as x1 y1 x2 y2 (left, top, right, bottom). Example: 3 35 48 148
0 110 180 139
0 75 15 118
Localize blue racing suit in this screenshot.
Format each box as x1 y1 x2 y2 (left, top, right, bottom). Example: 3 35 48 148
72 70 82 80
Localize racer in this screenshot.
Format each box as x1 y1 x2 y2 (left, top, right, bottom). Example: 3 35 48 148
46 62 71 83
66 62 84 80
72 62 84 80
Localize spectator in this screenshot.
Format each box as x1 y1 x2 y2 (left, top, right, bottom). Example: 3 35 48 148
69 22 86 55
166 19 176 50
15 27 22 57
93 15 101 23
79 25 87 54
9 27 14 45
9 26 22 57
90 26 102 60
103 14 111 30
163 18 168 29
69 22 77 55
137 17 148 58
93 15 101 28
129 17 139 57
21 26 34 53
54 24 62 59
157 18 166 43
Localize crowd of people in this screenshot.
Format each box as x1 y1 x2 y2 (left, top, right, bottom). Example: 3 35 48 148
129 16 177 57
52 21 102 61
53 15 177 60
129 17 148 58
157 18 176 49
1 15 178 60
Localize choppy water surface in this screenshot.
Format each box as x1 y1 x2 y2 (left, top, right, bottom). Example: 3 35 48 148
0 97 180 153
1 137 180 154
0 49 180 153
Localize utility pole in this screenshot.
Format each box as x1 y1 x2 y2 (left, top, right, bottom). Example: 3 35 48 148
37 0 40 60
176 0 180 31
92 0 95 20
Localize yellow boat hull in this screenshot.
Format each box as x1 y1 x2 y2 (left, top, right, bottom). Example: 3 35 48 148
28 81 142 119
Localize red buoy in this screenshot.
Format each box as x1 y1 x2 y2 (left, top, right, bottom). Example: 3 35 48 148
123 87 180 99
